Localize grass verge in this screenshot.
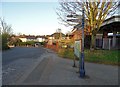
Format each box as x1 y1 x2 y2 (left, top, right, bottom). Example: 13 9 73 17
58 48 120 66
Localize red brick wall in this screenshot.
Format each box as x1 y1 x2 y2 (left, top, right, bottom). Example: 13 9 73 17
46 42 59 52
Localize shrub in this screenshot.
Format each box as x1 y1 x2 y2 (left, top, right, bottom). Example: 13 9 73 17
58 48 74 59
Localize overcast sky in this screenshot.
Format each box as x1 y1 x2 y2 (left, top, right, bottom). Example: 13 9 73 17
1 1 72 35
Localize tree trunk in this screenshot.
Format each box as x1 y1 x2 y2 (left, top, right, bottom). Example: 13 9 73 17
90 34 96 50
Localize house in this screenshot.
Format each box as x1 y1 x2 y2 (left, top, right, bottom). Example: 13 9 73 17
46 32 66 45
71 24 91 48
26 35 37 42
19 35 36 42
18 35 46 43
19 35 27 42
51 32 66 40
45 35 54 45
36 35 46 42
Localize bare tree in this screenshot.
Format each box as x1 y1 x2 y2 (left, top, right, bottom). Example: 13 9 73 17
0 18 13 35
56 0 118 50
56 0 82 27
0 18 13 50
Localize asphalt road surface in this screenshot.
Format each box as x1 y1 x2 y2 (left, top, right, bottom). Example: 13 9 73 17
2 47 46 65
2 47 46 85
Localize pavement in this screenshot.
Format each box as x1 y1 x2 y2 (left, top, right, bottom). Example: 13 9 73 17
12 48 119 85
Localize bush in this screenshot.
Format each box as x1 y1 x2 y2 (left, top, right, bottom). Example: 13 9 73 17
40 42 46 46
2 44 10 50
2 33 10 50
58 48 74 59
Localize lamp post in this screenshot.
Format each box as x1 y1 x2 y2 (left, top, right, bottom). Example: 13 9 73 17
80 5 85 78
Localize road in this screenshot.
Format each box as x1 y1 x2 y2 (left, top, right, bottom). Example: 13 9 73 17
2 47 46 85
2 47 119 85
2 47 46 65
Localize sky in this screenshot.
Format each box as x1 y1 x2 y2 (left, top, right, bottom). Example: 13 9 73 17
1 1 72 35
1 0 119 36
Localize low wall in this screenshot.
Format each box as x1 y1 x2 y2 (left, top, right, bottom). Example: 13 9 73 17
46 44 59 52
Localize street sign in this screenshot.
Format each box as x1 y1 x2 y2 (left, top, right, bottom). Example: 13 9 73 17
74 40 81 58
67 15 82 18
67 14 82 23
67 19 81 23
67 15 74 17
74 24 82 29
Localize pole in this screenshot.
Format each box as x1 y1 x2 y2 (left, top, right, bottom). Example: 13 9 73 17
79 4 85 78
73 54 77 67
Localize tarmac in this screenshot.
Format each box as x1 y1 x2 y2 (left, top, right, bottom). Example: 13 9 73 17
13 48 119 85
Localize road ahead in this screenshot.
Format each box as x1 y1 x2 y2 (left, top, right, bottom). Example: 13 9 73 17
2 47 46 85
2 47 46 65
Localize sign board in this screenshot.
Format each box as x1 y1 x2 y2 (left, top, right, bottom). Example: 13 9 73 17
74 40 81 58
67 19 81 23
67 15 82 18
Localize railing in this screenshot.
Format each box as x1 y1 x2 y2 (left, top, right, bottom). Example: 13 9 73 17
94 38 120 50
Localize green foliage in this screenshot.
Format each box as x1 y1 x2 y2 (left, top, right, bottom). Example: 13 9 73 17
84 49 119 65
58 48 74 59
1 18 13 50
19 42 27 46
58 48 119 66
16 41 35 46
8 37 22 46
8 41 46 47
2 33 10 50
26 41 35 45
40 41 46 46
